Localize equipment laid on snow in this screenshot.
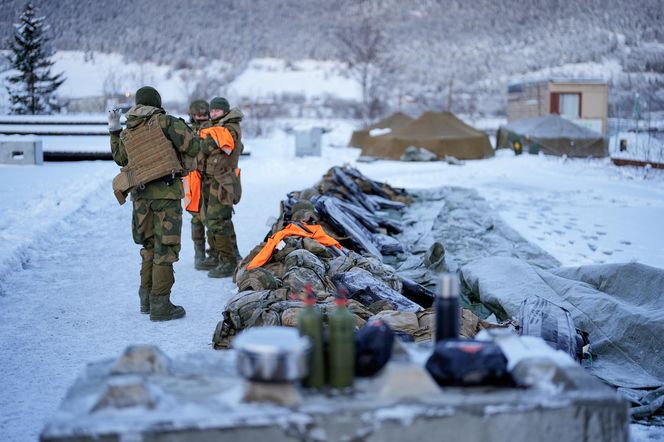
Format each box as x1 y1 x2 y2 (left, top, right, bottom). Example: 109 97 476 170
212 167 517 350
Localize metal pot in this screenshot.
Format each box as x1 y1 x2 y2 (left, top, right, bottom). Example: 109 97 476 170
233 326 311 383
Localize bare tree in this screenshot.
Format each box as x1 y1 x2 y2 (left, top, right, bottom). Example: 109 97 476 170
335 10 390 121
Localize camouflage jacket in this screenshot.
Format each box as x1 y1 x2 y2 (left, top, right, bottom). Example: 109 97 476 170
201 108 244 176
111 105 199 200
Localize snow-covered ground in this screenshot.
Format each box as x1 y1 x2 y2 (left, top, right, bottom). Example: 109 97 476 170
610 131 664 164
1 125 663 441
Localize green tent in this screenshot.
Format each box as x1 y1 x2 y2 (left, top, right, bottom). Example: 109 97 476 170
348 112 414 149
361 111 494 160
497 115 607 157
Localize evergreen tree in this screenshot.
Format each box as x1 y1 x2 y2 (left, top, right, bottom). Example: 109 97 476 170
5 2 65 115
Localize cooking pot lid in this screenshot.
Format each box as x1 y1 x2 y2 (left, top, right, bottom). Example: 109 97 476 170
233 326 311 354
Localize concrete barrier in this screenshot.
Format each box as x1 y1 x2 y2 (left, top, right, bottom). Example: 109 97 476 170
0 137 43 165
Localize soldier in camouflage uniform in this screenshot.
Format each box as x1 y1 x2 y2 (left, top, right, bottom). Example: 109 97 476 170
186 100 218 271
199 97 244 278
109 86 199 321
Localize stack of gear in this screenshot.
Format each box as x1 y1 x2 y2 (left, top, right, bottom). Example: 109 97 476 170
212 166 498 349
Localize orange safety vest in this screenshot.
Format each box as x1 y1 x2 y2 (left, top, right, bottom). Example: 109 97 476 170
199 126 235 155
247 223 342 270
184 170 202 212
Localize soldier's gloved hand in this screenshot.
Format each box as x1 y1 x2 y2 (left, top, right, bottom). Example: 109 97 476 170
108 108 122 132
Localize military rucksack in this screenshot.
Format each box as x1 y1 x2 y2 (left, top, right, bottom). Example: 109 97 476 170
284 249 326 280
213 289 290 349
236 267 282 292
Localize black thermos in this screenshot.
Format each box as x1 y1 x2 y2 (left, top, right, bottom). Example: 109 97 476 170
434 273 460 342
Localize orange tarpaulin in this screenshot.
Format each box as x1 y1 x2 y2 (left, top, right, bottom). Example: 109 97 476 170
184 170 202 212
247 223 342 270
199 126 235 155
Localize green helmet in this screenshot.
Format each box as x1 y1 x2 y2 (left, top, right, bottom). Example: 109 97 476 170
290 200 317 223
210 96 230 113
189 99 209 117
135 86 161 108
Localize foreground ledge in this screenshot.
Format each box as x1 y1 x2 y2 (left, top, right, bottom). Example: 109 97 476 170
41 344 628 442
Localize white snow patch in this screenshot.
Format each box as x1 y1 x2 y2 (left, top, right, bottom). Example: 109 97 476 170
369 128 391 137
631 423 664 441
228 58 360 102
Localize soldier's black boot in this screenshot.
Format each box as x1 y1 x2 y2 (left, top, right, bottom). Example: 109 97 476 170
208 236 237 279
208 259 237 278
194 240 216 270
201 252 219 269
150 263 185 321
138 287 150 314
149 294 186 321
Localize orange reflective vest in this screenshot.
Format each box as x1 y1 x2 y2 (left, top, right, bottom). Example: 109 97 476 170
199 126 235 155
184 170 202 213
247 223 342 270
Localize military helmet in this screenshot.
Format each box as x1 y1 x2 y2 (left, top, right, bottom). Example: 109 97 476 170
135 86 161 108
210 96 230 113
290 200 317 223
189 99 209 117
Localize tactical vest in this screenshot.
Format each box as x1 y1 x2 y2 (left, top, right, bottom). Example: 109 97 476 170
112 114 184 204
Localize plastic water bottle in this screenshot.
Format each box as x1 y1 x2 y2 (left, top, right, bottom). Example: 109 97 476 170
435 273 460 342
298 284 325 388
328 291 355 388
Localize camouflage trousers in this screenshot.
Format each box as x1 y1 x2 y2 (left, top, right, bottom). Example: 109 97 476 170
205 177 238 261
132 198 183 264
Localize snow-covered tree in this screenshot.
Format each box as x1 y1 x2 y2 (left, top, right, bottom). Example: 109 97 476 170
5 2 65 114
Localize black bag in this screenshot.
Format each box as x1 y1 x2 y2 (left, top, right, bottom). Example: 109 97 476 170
425 339 514 387
355 319 394 377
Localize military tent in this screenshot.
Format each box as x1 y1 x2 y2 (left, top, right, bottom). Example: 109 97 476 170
360 111 494 160
349 112 414 149
497 115 607 157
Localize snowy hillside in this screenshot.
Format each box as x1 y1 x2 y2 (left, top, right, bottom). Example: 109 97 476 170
0 50 361 115
2 0 663 115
